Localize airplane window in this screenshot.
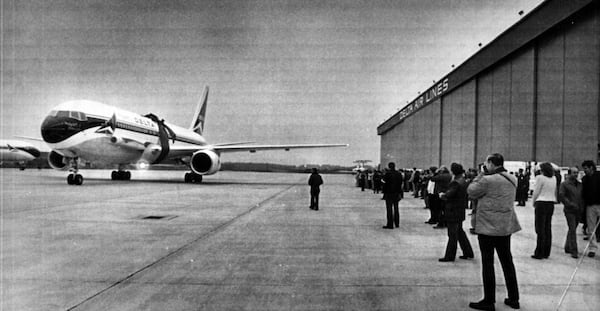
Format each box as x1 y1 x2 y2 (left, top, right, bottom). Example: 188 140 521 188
67 111 87 121
57 111 70 118
48 110 58 117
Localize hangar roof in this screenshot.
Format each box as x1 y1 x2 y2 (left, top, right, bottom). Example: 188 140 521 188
377 0 597 135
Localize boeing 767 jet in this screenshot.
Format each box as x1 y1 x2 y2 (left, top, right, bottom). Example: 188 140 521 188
40 87 347 185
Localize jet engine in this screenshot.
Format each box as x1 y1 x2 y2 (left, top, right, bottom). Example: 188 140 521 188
190 150 221 175
48 150 69 170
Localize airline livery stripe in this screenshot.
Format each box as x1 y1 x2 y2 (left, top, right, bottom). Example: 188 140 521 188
86 114 201 146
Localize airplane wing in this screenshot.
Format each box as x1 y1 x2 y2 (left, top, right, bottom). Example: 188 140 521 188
212 143 349 153
166 143 348 159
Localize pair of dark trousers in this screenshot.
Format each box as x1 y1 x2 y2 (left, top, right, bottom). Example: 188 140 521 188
443 221 474 259
564 211 579 254
310 190 320 209
428 194 439 222
534 201 554 258
385 197 400 227
478 234 519 303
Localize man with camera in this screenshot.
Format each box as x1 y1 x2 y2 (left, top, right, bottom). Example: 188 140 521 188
467 153 521 311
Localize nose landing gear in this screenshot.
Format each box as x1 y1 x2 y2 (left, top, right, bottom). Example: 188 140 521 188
67 158 83 185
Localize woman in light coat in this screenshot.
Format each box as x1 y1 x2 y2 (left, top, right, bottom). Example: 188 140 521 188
531 162 557 259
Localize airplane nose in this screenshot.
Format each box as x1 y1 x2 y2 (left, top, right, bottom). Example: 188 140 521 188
41 113 81 143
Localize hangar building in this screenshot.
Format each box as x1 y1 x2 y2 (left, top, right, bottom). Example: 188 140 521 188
377 0 599 169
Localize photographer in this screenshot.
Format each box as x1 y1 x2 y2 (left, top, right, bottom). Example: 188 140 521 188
467 153 521 311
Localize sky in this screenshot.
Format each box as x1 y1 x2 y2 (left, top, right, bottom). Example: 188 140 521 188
1 0 545 167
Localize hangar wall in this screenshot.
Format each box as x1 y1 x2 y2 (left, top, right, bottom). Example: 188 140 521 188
379 2 599 169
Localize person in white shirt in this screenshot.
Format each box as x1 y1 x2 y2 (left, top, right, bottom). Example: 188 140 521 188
531 162 557 259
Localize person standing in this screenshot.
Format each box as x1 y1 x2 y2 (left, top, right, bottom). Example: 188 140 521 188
382 162 403 229
308 168 323 211
431 166 452 229
411 168 421 197
581 160 600 258
558 167 584 258
359 170 367 191
516 169 529 206
467 153 521 311
373 169 383 194
439 163 474 262
531 162 557 259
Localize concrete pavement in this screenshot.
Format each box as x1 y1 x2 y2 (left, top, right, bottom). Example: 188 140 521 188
1 169 598 310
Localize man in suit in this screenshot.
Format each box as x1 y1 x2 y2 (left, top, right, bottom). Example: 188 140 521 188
308 168 323 210
431 166 452 229
439 163 474 262
382 162 403 229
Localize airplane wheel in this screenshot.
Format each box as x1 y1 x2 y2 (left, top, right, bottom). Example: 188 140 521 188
74 174 83 185
194 175 202 183
125 171 131 180
111 171 118 180
184 173 191 183
67 174 74 185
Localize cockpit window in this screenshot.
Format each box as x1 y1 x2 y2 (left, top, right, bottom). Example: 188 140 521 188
66 111 87 121
48 110 58 117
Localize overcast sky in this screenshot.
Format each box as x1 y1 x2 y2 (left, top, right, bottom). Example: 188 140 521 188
1 0 544 166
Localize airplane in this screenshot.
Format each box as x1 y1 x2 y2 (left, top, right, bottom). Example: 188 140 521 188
0 139 42 170
352 160 372 173
40 86 348 185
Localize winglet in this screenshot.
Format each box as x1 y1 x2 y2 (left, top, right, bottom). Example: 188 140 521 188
190 86 209 135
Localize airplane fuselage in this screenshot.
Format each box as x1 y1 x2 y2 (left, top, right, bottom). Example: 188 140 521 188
41 100 207 166
0 139 41 163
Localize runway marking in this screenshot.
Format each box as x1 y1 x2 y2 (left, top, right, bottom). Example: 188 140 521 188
66 182 299 311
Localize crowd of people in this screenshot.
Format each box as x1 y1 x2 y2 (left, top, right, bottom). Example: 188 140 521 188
345 154 599 311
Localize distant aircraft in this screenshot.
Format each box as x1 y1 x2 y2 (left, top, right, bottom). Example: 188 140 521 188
40 86 348 185
352 160 372 173
0 139 42 170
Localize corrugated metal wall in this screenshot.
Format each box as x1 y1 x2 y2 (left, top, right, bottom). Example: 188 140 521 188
380 7 599 169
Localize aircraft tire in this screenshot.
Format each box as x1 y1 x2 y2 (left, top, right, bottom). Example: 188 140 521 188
67 174 74 185
111 171 117 180
125 171 131 180
184 173 192 183
74 174 83 185
195 175 202 183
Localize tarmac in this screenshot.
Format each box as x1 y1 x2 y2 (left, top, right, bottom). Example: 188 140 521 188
1 168 599 311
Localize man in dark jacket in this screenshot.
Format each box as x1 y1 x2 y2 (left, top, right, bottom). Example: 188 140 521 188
581 160 600 257
382 162 403 229
431 166 452 228
439 163 474 262
308 168 323 211
559 167 584 258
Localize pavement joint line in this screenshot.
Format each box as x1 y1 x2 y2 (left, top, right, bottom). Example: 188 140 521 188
65 182 298 311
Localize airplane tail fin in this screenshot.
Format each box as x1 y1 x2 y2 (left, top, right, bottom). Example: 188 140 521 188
190 86 209 135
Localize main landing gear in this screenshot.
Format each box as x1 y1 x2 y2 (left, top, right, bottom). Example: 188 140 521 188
111 170 131 180
184 172 202 183
67 173 83 185
111 166 131 180
67 158 83 185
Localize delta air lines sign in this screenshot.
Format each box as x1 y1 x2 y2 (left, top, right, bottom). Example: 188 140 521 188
378 77 450 134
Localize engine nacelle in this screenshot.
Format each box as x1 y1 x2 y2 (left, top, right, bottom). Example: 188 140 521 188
110 135 124 144
190 150 221 175
48 150 69 170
